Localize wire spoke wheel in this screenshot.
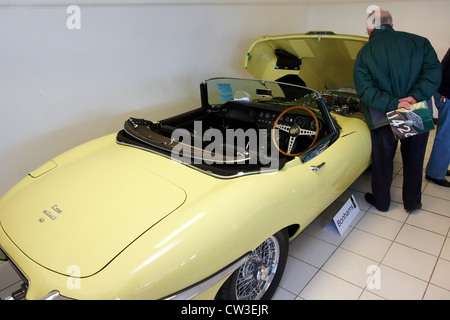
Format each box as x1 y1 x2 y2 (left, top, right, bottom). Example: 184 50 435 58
216 229 288 300
235 236 280 300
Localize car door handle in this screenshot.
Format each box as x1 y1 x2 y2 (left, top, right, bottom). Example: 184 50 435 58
310 162 325 172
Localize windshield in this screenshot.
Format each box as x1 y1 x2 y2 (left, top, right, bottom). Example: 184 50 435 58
205 77 320 108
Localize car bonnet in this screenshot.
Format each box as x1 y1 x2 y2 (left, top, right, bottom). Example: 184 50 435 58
245 32 368 92
0 149 186 277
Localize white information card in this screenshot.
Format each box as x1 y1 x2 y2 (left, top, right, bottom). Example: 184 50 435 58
332 195 360 236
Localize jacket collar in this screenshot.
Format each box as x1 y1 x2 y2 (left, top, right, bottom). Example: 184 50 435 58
370 24 394 39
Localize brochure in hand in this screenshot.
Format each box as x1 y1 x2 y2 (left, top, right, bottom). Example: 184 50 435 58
386 101 434 139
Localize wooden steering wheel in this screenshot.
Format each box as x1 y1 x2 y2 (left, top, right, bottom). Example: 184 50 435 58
271 106 319 157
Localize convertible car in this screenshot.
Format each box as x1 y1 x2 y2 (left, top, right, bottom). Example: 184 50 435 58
0 32 370 300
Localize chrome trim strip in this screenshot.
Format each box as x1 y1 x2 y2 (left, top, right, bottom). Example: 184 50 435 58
41 290 73 300
163 253 251 300
116 139 278 179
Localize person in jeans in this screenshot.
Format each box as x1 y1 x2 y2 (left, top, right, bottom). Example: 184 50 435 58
426 48 450 187
353 10 442 212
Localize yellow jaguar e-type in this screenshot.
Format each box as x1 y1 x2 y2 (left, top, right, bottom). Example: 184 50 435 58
0 32 370 300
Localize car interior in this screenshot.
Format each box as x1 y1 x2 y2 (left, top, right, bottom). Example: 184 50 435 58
116 77 361 177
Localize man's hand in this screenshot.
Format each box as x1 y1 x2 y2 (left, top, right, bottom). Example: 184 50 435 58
398 101 411 110
398 96 417 110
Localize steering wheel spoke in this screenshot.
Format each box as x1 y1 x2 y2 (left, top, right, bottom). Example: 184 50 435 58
286 136 296 154
299 128 316 136
275 123 291 133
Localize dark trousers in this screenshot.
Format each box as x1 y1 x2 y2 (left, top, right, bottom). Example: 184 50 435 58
370 125 429 211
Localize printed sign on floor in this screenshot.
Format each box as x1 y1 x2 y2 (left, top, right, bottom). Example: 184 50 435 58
332 195 360 236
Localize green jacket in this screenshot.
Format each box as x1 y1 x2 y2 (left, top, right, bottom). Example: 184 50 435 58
353 25 442 129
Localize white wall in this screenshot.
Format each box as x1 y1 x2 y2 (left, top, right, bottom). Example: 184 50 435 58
0 0 449 197
0 1 309 196
307 0 449 60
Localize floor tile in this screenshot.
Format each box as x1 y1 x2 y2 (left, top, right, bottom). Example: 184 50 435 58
393 151 402 164
393 162 403 175
395 224 445 256
392 174 403 188
390 185 403 204
272 286 296 300
382 243 437 281
423 182 450 201
366 265 428 300
298 270 363 300
349 174 371 194
369 201 409 222
440 237 450 261
355 212 403 240
430 258 450 291
322 248 378 288
423 284 450 300
359 289 385 300
289 233 336 268
0 261 21 290
303 216 350 246
0 261 22 300
421 194 450 217
0 281 23 300
278 256 318 295
340 228 391 262
406 210 450 236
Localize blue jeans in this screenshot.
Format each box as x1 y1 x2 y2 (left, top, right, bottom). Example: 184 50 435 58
426 93 450 179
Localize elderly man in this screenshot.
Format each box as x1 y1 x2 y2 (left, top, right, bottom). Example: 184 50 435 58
353 10 442 212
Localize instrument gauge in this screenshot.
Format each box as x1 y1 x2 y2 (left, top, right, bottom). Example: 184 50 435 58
310 119 322 131
294 116 305 127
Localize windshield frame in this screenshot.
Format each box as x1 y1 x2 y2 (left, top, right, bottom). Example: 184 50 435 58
201 77 339 140
203 77 322 108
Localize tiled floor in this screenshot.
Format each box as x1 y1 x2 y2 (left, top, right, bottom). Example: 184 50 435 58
1 130 449 300
274 129 450 300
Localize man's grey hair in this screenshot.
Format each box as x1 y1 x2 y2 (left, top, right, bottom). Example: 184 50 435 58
367 10 393 29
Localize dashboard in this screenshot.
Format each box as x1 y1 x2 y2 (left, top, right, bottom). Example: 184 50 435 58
255 109 322 132
220 101 325 134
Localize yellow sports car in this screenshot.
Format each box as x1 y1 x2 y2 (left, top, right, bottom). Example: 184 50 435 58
0 32 370 300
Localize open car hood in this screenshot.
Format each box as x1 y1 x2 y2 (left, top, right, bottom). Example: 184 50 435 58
0 149 186 277
245 32 368 92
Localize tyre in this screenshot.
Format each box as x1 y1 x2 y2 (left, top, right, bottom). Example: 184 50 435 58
216 229 289 300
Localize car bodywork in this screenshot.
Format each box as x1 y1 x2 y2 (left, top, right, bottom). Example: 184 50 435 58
245 32 367 93
0 32 370 300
